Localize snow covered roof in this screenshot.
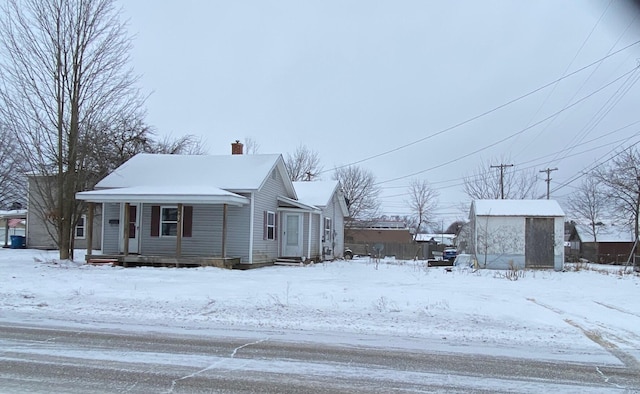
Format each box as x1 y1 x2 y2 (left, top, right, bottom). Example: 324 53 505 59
292 181 349 217
575 223 635 243
0 209 27 220
293 181 339 207
472 199 565 217
94 153 289 191
415 233 455 246
76 185 249 206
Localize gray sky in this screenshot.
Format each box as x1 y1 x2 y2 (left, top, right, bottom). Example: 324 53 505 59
119 0 640 225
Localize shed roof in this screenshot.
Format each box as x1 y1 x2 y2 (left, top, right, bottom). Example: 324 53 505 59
472 199 565 217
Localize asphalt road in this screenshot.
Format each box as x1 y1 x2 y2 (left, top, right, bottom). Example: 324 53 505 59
1 322 638 393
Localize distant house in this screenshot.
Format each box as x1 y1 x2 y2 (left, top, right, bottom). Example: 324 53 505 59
469 199 565 270
0 209 26 247
75 143 347 266
25 174 102 250
571 223 635 264
345 219 415 259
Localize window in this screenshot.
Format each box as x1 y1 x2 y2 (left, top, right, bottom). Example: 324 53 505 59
324 217 331 242
161 206 178 236
75 215 86 239
265 211 276 240
151 205 192 238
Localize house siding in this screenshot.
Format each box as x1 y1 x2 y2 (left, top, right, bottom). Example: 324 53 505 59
140 204 225 256
26 176 102 250
224 196 252 262
102 203 120 254
322 193 345 259
254 168 292 263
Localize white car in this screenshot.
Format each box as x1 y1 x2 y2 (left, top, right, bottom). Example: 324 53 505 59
453 254 477 269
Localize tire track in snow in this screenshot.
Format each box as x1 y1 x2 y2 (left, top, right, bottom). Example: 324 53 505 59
167 338 268 393
526 298 640 371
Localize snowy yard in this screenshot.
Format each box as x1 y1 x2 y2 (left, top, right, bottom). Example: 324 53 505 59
1 248 639 366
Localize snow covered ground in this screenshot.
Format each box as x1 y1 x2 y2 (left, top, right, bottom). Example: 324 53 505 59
1 248 639 366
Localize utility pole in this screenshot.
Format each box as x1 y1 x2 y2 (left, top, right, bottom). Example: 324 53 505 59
490 164 514 199
539 167 558 199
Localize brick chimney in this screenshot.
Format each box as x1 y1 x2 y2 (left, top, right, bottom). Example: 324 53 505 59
231 140 243 155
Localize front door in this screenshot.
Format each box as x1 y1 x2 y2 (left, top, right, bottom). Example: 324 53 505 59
283 213 303 257
124 204 140 254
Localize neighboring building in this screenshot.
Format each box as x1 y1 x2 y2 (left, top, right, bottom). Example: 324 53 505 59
571 223 635 264
344 219 414 259
414 233 456 247
25 174 102 250
469 199 565 270
75 143 347 264
0 209 26 247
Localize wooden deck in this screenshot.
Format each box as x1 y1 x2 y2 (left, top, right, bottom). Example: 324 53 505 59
85 254 245 269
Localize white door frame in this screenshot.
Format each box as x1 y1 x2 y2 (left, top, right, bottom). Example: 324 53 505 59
121 203 141 254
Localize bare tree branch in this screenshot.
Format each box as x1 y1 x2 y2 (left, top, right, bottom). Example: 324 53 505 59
566 175 609 243
405 179 439 239
284 144 323 181
0 0 143 259
333 165 381 222
463 156 539 200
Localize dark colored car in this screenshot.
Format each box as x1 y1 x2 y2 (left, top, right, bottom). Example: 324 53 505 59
443 248 457 260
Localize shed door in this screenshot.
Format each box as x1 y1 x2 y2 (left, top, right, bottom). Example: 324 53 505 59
525 218 554 268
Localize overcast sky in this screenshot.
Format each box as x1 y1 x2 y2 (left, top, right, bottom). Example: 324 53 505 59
118 1 640 225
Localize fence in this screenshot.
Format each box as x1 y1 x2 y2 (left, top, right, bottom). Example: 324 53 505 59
345 242 446 260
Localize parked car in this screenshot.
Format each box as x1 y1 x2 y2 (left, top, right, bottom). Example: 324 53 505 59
443 248 457 261
453 253 477 269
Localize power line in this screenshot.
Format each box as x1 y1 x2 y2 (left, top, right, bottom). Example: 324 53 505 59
319 39 640 175
375 66 640 186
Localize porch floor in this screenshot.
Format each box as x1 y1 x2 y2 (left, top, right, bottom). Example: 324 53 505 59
85 254 245 269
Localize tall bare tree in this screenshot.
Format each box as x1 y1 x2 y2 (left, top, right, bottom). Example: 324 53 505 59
405 179 439 239
463 156 538 200
333 165 381 222
284 144 323 181
566 175 608 243
0 0 143 259
0 122 26 208
592 147 640 242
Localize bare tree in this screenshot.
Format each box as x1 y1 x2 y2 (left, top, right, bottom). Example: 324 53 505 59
566 175 608 243
148 133 207 155
333 165 381 222
0 122 26 208
592 147 640 241
463 156 538 200
0 0 143 259
405 179 439 239
243 137 260 154
284 144 323 181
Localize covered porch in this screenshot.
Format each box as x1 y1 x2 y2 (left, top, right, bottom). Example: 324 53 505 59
76 186 250 268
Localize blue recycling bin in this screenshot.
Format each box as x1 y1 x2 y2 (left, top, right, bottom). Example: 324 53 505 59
10 235 25 249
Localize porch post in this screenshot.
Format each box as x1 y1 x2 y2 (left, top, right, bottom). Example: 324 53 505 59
3 220 8 247
176 203 183 258
86 202 94 257
222 204 227 258
123 203 130 256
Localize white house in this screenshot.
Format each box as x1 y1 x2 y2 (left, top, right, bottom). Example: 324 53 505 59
469 199 565 270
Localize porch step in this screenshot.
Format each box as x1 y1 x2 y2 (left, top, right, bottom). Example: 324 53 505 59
275 257 305 266
87 258 118 266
